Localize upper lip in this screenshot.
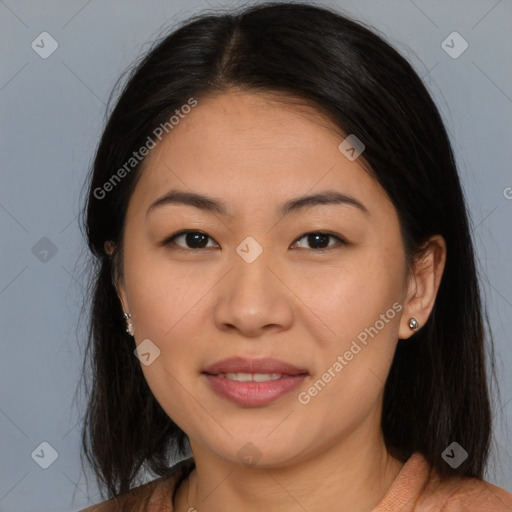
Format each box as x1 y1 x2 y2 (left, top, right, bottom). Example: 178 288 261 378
203 357 308 375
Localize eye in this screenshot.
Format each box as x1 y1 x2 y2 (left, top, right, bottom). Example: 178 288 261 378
163 230 346 251
291 232 346 250
164 230 219 250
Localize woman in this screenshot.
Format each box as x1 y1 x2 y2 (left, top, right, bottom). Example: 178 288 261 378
78 2 512 511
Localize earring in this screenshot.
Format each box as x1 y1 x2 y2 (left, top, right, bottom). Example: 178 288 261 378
408 317 420 331
124 313 134 336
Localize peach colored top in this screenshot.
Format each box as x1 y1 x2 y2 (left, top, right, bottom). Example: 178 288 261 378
81 452 512 512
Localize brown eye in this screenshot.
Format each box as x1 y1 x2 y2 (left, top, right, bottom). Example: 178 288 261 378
162 230 346 251
291 232 346 250
165 230 219 249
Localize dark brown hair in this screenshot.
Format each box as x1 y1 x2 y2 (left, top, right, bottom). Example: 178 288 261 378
78 0 498 502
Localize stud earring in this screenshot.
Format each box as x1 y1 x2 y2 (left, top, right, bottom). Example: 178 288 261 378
124 313 134 336
408 317 420 331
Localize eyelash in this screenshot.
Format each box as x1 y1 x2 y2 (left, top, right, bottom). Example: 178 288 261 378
161 230 348 252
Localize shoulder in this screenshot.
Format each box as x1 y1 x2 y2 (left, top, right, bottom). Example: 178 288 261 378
436 477 512 512
78 457 195 512
412 457 512 512
374 452 512 512
77 476 167 512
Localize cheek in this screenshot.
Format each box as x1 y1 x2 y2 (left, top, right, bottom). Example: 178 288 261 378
125 260 207 428
296 248 403 397
295 248 403 342
124 242 208 337
121 245 212 410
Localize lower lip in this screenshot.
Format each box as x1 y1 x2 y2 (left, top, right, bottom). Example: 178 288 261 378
203 373 307 407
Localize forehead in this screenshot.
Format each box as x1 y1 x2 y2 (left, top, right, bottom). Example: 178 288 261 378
127 90 393 221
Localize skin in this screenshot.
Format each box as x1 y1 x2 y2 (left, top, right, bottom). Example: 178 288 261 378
109 89 446 512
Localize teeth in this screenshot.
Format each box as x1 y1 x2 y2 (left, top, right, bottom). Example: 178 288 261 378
216 372 284 382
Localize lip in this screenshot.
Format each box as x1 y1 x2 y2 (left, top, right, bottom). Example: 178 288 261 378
202 356 308 376
202 357 309 407
203 373 308 407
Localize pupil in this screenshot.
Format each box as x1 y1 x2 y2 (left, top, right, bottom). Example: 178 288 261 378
309 233 328 249
187 232 208 248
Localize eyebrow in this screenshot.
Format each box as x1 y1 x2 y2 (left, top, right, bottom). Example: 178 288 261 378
146 189 370 218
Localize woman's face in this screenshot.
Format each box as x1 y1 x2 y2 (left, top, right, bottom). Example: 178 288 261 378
115 90 417 467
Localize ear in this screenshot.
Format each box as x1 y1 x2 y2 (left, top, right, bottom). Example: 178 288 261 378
104 240 115 256
398 234 447 340
104 240 130 314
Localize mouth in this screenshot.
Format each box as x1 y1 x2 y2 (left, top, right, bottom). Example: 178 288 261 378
202 356 308 376
202 357 309 407
206 372 300 382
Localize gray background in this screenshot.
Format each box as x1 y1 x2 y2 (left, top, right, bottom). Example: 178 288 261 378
1 0 511 510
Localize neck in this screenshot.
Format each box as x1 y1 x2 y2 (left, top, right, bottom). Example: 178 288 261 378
174 428 405 512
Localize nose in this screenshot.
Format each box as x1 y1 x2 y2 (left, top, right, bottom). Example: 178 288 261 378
213 252 294 338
